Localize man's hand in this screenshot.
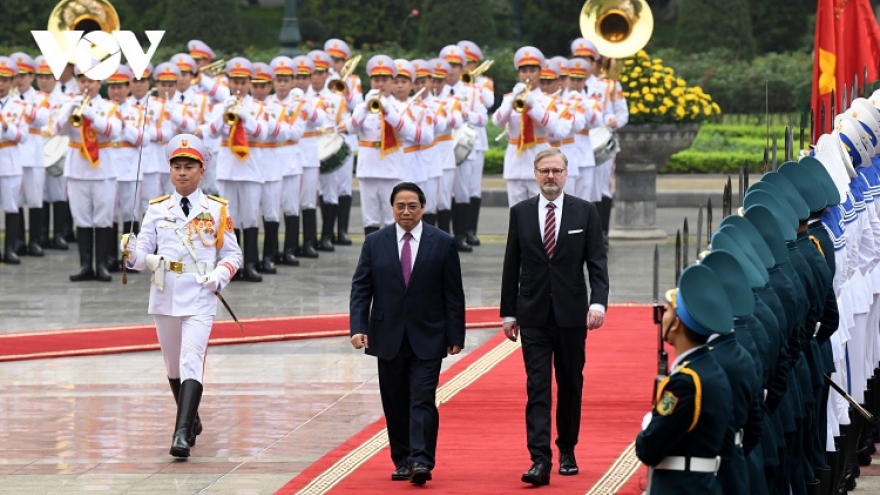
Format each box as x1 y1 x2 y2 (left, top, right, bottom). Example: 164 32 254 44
587 309 605 330
351 334 369 349
502 320 520 342
607 115 618 129
448 345 462 355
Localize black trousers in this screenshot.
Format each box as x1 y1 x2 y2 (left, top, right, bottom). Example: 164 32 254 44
520 306 587 464
377 333 443 469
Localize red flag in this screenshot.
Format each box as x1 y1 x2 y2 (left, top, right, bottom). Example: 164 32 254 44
379 112 400 159
812 0 880 140
228 120 250 161
79 119 100 167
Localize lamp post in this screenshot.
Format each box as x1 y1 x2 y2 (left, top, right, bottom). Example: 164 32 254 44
278 0 302 57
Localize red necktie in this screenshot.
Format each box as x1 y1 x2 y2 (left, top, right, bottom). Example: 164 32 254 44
544 202 556 257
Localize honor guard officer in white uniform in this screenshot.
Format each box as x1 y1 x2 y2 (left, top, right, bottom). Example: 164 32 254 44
34 56 73 250
54 60 122 281
269 56 308 267
131 62 173 220
542 58 578 197
343 55 414 235
572 38 607 205
206 57 269 282
122 134 242 459
567 54 600 202
297 52 328 258
440 45 488 253
154 62 198 194
492 47 559 206
310 49 348 252
428 58 462 234
11 52 49 258
0 57 27 264
409 59 438 224
188 40 226 197
325 38 362 245
106 65 145 271
250 62 290 274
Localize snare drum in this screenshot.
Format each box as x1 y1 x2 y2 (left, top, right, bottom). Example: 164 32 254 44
453 124 478 165
44 135 69 177
590 126 619 164
318 133 352 174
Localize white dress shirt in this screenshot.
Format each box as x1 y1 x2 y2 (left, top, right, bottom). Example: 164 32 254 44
395 220 423 271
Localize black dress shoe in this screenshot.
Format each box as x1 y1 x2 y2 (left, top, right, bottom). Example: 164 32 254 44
559 454 579 475
411 462 432 485
391 464 412 481
522 462 550 485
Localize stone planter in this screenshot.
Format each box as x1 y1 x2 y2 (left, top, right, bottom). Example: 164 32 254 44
610 123 700 240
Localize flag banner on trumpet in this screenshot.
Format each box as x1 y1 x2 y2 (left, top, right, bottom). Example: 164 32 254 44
228 120 249 161
379 113 400 159
79 120 100 168
517 111 536 157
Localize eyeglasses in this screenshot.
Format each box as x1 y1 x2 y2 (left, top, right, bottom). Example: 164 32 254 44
535 168 567 177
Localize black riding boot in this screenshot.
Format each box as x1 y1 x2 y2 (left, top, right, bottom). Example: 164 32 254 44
14 207 26 255
51 202 68 250
599 196 612 235
64 201 76 243
300 209 319 258
94 227 113 282
318 203 336 252
437 209 451 233
242 227 263 282
40 201 51 248
452 202 472 252
170 379 203 458
423 213 437 227
335 195 353 245
27 207 45 256
261 220 278 274
69 227 95 281
281 215 300 266
168 377 202 447
3 212 22 264
467 196 482 246
107 223 120 272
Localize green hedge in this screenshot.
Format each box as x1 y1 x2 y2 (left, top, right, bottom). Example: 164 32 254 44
663 121 794 174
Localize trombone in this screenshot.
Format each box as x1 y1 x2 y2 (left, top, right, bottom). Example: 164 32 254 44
461 59 494 85
330 54 362 95
69 94 91 127
192 59 226 86
513 79 531 113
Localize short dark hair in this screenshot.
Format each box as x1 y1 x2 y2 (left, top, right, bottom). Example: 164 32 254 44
390 182 426 206
682 324 709 345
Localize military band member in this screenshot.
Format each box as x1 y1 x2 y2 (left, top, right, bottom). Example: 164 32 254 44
0 57 27 264
34 55 73 250
542 58 579 197
269 55 309 266
11 52 49 257
343 55 414 235
440 45 488 253
567 55 600 202
122 134 242 458
206 57 271 282
293 54 326 258
412 59 442 227
54 61 122 281
394 59 434 212
172 53 217 196
429 58 461 234
153 62 198 194
594 53 628 237
132 63 173 218
492 47 559 206
56 63 79 97
189 40 229 102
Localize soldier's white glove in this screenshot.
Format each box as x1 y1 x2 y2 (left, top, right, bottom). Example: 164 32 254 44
223 96 238 111
380 95 396 114
201 266 227 292
234 104 251 121
350 103 367 126
365 89 380 100
525 89 538 107
80 102 97 121
290 88 304 99
513 83 527 96
641 411 653 430
121 234 137 267
70 94 85 107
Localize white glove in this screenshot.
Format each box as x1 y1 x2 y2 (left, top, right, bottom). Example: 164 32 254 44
70 95 85 106
641 411 653 430
223 96 238 111
201 267 226 292
290 88 304 99
235 104 251 121
513 83 527 96
381 95 396 114
351 103 367 126
121 234 137 267
80 103 97 121
365 89 380 100
525 90 538 108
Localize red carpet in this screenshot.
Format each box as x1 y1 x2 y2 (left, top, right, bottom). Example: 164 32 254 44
275 305 657 495
0 307 501 362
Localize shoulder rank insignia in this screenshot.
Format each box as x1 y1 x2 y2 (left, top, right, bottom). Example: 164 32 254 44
656 391 679 416
149 194 170 204
207 194 228 204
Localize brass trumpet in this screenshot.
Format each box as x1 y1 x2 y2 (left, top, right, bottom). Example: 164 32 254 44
192 59 226 86
461 59 495 84
69 94 91 127
225 96 243 126
513 79 530 113
330 54 362 95
367 97 383 114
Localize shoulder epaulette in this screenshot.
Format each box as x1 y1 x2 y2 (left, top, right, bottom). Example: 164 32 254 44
207 194 228 204
149 194 170 204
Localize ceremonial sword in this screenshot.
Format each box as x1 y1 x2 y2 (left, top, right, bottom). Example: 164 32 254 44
122 87 155 285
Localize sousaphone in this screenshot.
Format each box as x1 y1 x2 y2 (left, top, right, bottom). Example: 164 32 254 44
47 0 121 62
580 0 654 78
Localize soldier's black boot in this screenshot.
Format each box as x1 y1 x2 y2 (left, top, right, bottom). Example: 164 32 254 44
39 201 51 248
600 196 612 235
106 223 120 272
334 195 353 245
170 379 203 458
261 220 278 274
466 196 481 246
318 203 336 252
232 229 243 280
423 213 437 227
281 215 300 266
63 202 77 243
437 209 451 233
452 202 472 252
168 377 202 446
300 209 319 258
94 227 113 282
3 212 21 264
27 207 44 256
241 228 263 282
51 202 68 250
14 207 26 255
364 226 380 237
69 227 95 281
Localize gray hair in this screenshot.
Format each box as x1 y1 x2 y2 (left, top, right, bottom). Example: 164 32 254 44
533 147 568 169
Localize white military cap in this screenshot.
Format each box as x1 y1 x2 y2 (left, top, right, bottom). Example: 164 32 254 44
172 53 198 74
513 46 544 69
439 45 466 66
9 52 35 74
835 114 873 167
34 56 52 75
324 38 352 60
411 59 431 79
366 55 396 77
551 56 570 77
540 59 560 80
308 50 331 71
226 57 254 79
394 59 415 82
187 40 215 61
107 64 134 84
429 58 450 79
291 55 314 75
270 56 295 76
73 59 99 78
571 38 599 59
153 62 181 81
457 41 482 62
137 61 155 79
253 62 274 82
568 58 590 78
166 133 208 164
0 56 19 77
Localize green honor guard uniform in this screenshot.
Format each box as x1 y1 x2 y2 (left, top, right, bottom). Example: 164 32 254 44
636 264 734 495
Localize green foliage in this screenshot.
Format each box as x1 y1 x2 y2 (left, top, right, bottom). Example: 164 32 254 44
161 0 243 52
673 0 756 59
749 0 812 54
484 148 504 175
298 0 419 47
662 121 791 174
416 0 496 53
520 0 581 57
299 17 327 45
0 0 59 47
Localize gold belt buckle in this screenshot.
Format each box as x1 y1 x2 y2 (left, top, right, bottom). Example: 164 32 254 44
168 261 184 273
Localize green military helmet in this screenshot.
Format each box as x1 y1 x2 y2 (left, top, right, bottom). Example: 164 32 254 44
710 228 768 288
743 189 797 241
675 264 734 336
760 171 811 221
700 250 756 317
778 161 826 213
718 215 774 270
800 156 842 207
743 204 791 265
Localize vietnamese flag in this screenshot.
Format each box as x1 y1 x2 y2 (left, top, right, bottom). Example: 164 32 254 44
812 0 880 140
228 120 250 161
79 119 100 167
379 112 400 159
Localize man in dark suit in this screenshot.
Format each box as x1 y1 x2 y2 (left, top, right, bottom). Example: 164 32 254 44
500 147 609 486
350 182 466 485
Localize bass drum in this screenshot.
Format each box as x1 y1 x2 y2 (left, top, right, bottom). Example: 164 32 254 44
318 133 352 174
590 126 620 164
44 135 69 177
453 124 477 165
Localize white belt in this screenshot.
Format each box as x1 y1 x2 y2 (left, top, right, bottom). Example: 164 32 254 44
735 429 743 447
654 456 720 473
145 254 215 291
